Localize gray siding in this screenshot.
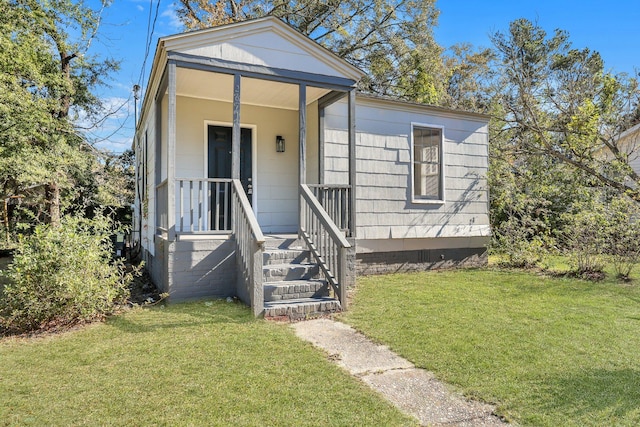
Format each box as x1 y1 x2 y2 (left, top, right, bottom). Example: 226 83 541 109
167 239 237 302
134 96 159 258
324 97 490 241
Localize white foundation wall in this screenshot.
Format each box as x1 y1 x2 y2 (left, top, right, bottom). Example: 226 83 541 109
173 95 319 233
324 97 490 242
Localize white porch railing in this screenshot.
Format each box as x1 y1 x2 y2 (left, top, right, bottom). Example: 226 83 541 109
307 184 351 235
300 184 351 308
231 179 265 316
176 178 232 233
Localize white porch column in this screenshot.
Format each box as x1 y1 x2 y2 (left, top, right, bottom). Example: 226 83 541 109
348 88 356 237
298 83 307 235
167 60 177 241
299 83 307 184
232 73 241 180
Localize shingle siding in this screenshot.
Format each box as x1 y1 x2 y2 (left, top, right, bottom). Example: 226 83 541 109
324 97 490 242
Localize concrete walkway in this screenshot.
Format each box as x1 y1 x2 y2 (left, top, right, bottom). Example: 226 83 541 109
292 319 507 426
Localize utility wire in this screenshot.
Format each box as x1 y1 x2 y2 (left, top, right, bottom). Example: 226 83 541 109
137 0 162 93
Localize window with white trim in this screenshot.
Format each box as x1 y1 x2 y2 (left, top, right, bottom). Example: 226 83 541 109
412 125 443 201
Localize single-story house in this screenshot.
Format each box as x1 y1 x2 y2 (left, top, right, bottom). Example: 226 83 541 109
132 17 490 318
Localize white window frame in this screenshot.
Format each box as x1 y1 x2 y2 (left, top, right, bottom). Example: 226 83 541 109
410 122 445 204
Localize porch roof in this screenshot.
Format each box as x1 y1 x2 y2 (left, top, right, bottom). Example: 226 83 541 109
137 16 364 137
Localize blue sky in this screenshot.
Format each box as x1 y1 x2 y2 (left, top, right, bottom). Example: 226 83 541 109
89 0 640 153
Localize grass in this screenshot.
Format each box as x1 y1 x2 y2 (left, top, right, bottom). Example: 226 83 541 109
342 268 640 426
0 301 416 426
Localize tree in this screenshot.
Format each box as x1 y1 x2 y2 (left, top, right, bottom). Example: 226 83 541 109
442 43 496 113
0 0 119 226
176 0 448 103
490 19 640 202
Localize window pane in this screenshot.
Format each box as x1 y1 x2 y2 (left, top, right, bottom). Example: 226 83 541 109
413 127 441 200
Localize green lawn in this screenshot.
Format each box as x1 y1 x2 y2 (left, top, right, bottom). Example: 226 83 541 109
342 268 640 426
0 301 415 426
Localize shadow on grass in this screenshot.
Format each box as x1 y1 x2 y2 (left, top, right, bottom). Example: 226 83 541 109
538 368 640 421
106 300 256 334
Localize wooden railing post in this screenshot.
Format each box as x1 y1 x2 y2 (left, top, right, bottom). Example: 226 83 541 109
338 246 347 306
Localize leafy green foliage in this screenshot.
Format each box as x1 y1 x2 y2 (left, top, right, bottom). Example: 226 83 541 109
492 215 548 269
0 0 120 226
602 196 640 280
0 215 131 334
562 203 607 279
490 18 640 201
483 19 640 266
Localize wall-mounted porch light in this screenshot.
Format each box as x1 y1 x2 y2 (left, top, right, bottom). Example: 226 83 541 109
276 135 285 153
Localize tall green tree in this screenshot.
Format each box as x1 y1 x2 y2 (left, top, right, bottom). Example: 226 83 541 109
490 18 640 202
0 0 119 225
176 0 447 103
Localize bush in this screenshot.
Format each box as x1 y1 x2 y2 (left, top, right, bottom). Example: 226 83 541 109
560 195 640 281
603 196 640 281
563 205 606 280
0 215 131 334
492 216 550 269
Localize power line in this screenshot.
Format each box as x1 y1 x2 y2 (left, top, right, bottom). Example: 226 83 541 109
137 0 162 92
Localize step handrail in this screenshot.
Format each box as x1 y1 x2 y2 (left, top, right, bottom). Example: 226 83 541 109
232 179 265 316
299 183 351 309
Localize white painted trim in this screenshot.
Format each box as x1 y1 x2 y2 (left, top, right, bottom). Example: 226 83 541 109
410 122 446 205
356 236 490 254
203 120 258 216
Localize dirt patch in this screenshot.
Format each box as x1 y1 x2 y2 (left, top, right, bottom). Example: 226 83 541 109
127 265 163 305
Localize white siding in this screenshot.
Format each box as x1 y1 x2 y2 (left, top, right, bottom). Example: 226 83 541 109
324 98 490 240
136 98 158 257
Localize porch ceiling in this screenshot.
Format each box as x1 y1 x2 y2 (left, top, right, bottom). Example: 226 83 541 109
176 68 331 110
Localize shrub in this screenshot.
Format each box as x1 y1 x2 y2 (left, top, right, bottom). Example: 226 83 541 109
492 216 550 269
0 214 131 334
603 196 640 281
563 206 606 280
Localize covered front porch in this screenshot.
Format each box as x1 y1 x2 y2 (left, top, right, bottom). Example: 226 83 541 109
152 48 359 315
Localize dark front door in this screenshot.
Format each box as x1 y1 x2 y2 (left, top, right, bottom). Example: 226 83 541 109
207 125 253 229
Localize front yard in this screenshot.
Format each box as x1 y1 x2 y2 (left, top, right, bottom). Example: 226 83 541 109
2 265 639 426
0 301 414 426
342 268 640 426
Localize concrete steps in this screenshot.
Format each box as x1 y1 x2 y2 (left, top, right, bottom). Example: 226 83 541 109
264 297 341 320
262 235 339 319
264 279 329 301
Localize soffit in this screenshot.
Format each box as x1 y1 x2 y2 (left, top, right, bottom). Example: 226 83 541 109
176 68 330 109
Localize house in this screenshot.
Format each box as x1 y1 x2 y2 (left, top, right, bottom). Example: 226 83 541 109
132 17 490 318
617 122 640 176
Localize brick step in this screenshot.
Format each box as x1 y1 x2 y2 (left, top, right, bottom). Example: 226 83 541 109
262 263 319 282
264 279 329 302
264 297 341 320
263 236 305 250
263 249 312 265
